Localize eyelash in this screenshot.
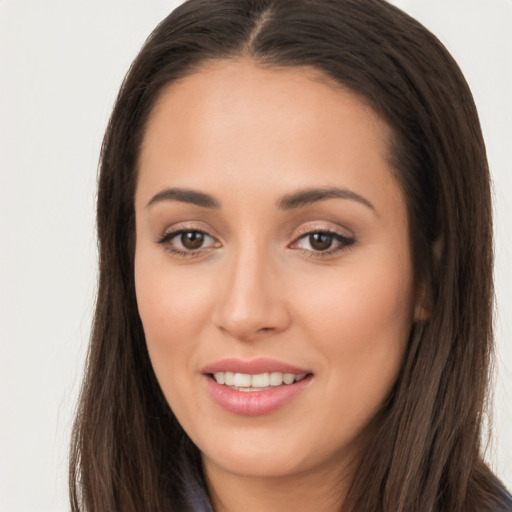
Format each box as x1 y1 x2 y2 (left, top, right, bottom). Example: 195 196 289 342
157 228 218 258
157 227 355 259
291 230 355 257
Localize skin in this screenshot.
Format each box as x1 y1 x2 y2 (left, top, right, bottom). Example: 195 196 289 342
134 59 423 512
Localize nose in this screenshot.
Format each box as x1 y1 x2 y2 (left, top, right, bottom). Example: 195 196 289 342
212 247 291 341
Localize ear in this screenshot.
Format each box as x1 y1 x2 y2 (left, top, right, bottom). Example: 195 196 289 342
413 285 431 322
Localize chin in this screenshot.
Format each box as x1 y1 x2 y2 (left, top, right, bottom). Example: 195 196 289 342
203 447 309 479
197 425 350 480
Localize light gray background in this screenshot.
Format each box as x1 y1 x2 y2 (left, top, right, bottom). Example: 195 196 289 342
0 1 510 510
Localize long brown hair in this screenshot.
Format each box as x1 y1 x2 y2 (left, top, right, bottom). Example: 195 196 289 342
70 1 512 510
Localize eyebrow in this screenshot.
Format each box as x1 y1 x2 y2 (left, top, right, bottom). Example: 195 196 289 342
146 185 376 214
146 187 220 209
278 187 376 213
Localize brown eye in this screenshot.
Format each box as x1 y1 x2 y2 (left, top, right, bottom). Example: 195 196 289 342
292 230 355 256
308 233 333 251
158 229 218 255
180 231 205 249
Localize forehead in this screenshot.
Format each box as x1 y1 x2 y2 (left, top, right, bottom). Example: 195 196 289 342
141 58 390 154
136 59 398 210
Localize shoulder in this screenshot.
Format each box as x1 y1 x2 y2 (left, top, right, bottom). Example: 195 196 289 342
465 463 512 512
484 474 512 512
494 485 512 512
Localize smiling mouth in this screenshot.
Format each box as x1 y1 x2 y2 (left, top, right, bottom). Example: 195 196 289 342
209 371 310 392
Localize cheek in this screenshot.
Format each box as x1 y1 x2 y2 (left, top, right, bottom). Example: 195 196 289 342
135 242 214 333
134 253 214 397
294 253 413 412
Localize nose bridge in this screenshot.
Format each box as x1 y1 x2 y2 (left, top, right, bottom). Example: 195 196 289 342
214 238 289 340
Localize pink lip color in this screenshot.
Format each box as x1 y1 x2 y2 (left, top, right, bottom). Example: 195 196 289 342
202 357 310 375
201 358 313 416
204 376 312 416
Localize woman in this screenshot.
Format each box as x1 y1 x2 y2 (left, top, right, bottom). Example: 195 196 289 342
69 0 512 510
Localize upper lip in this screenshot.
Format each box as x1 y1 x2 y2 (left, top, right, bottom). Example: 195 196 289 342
202 358 311 375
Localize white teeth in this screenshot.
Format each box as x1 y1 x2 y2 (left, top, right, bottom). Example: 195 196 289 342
212 371 308 388
283 373 295 384
213 372 225 385
233 373 251 387
269 372 283 386
251 372 270 387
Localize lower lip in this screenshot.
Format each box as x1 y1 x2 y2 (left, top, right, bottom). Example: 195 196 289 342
203 375 312 416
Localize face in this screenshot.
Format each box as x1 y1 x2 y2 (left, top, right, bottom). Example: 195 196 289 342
134 60 420 482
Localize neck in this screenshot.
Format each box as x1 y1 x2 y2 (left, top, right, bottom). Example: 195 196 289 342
203 455 352 512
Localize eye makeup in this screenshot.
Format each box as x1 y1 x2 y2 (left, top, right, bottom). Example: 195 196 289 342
156 221 356 261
